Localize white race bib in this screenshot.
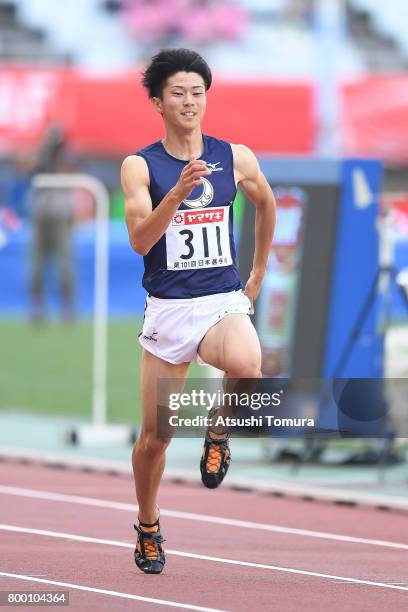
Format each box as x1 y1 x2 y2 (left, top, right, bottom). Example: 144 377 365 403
166 206 232 271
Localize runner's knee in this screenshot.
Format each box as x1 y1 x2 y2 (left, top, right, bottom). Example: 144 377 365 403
226 354 262 378
135 432 171 458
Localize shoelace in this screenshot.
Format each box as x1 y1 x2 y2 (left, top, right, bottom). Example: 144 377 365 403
207 444 222 473
206 439 229 474
136 526 165 559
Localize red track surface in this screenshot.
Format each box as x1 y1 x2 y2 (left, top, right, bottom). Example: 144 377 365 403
1 459 408 611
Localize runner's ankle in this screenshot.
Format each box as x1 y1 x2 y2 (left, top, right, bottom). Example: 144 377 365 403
209 429 228 440
138 507 160 530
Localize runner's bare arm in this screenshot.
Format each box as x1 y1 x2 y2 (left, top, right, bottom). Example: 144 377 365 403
121 155 211 255
232 144 276 306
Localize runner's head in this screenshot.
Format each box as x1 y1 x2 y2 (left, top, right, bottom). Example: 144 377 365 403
142 49 212 129
142 49 212 99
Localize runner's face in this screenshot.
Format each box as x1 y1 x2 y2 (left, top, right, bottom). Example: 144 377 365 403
155 72 207 129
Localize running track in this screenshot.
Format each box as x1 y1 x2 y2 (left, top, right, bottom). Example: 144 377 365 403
1 458 408 611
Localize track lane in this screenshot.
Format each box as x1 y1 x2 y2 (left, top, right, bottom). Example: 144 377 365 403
0 572 225 612
1 460 408 611
1 461 407 545
2 531 408 612
1 495 407 591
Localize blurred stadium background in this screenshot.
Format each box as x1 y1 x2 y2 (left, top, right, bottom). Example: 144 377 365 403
1 0 408 500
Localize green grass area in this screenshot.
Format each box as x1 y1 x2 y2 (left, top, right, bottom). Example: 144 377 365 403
0 320 205 424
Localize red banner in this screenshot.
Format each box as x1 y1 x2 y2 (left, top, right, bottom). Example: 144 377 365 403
0 66 66 152
341 75 408 163
0 66 314 156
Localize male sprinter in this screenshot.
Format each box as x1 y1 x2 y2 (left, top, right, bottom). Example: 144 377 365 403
121 48 276 574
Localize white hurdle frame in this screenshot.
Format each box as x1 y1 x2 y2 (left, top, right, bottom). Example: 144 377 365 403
32 174 109 427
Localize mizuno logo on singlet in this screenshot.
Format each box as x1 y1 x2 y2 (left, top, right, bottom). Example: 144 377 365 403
206 161 223 172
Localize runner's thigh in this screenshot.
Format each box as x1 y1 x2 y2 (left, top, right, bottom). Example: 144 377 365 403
198 314 261 376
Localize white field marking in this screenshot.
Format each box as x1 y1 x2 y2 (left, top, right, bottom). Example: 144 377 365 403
0 571 225 612
1 485 408 552
1 525 408 594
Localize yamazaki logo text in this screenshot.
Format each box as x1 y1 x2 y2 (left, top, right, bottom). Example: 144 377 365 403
172 208 225 226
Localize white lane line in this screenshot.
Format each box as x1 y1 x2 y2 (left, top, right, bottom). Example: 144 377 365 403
1 524 408 594
1 485 408 552
1 444 408 511
0 571 225 612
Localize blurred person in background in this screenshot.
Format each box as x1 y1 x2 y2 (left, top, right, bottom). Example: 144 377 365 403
6 152 34 220
30 124 76 323
0 153 32 248
122 48 276 574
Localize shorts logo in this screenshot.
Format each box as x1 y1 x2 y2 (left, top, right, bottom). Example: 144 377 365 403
183 177 214 209
143 331 158 342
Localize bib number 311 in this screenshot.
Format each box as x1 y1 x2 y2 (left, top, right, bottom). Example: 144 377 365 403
166 206 232 271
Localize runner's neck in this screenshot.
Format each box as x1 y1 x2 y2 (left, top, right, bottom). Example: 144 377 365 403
162 129 204 161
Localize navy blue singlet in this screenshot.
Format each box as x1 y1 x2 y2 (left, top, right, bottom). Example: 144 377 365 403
135 134 243 299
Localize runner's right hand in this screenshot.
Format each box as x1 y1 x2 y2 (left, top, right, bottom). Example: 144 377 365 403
173 155 212 201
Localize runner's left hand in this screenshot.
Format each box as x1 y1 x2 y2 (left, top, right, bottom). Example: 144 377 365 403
244 272 263 315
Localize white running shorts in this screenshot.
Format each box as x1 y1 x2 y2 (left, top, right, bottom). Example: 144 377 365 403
139 289 252 365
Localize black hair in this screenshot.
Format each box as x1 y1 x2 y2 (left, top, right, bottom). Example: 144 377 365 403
141 48 212 99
